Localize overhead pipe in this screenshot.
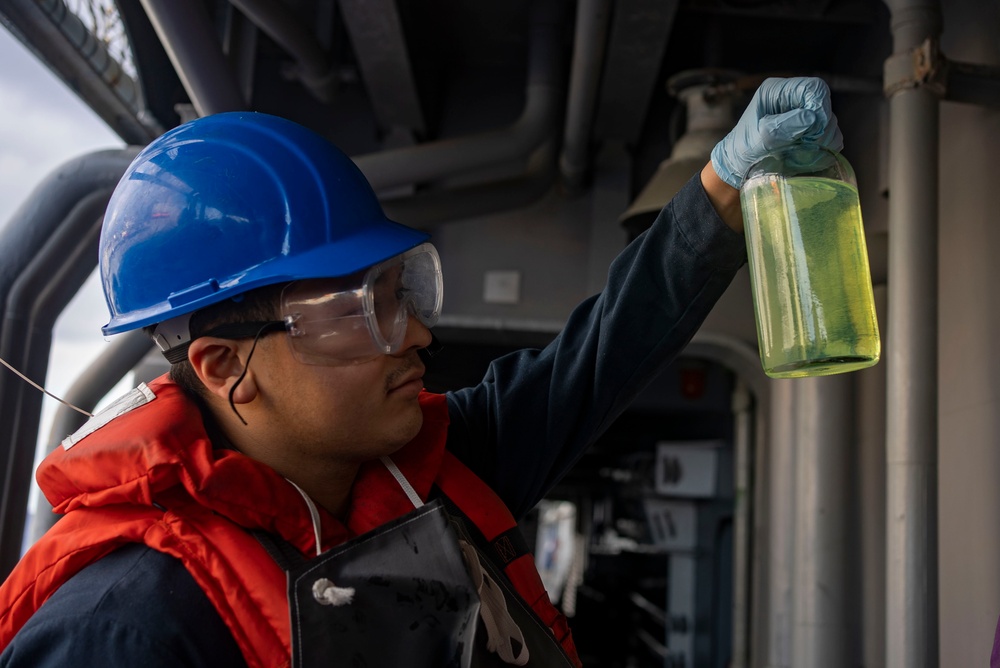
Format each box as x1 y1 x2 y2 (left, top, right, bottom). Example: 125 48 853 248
353 0 566 193
0 0 160 143
140 0 565 214
140 0 246 116
881 1 942 667
382 140 558 228
225 0 566 212
228 0 338 103
559 0 613 194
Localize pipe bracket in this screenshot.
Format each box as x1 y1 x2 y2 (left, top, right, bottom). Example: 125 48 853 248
883 37 946 98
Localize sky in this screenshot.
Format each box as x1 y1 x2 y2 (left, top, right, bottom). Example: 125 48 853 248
0 25 131 502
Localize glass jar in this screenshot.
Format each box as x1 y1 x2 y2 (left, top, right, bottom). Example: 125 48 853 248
740 144 880 379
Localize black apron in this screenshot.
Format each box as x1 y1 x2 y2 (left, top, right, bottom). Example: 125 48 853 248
256 495 579 667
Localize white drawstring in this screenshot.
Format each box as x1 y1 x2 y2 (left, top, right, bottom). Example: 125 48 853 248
286 479 356 606
286 479 324 558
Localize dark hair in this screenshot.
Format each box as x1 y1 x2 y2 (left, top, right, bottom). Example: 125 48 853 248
143 283 287 401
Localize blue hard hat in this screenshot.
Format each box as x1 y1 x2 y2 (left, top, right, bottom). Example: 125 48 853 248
99 111 428 335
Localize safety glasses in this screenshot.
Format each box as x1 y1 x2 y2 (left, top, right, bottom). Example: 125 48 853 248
279 243 443 365
153 244 442 366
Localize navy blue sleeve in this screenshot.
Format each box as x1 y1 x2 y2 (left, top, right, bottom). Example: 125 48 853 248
0 544 246 668
445 173 747 518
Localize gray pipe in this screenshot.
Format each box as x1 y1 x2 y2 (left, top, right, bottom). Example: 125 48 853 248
140 0 246 116
859 287 888 668
559 0 612 193
141 0 563 198
882 2 942 666
684 333 770 667
382 141 557 227
0 149 137 578
765 379 796 668
0 199 108 575
22 0 140 112
353 0 564 193
792 374 857 668
228 0 337 102
0 0 159 143
731 379 753 668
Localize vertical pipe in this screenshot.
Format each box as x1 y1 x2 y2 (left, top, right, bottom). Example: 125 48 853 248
882 2 942 667
765 379 796 668
559 0 612 193
731 379 753 668
792 374 855 668
0 149 138 578
859 286 888 668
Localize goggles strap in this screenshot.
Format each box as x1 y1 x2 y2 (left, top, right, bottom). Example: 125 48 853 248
228 322 284 426
159 321 285 365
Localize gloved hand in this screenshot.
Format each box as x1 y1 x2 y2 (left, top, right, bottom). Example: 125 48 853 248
711 76 844 190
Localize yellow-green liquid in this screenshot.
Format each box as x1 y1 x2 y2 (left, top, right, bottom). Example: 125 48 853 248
741 175 880 379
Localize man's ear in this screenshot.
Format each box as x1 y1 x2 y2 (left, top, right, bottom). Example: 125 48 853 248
187 337 259 405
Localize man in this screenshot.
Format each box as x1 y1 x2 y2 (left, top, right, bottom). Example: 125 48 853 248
0 77 840 666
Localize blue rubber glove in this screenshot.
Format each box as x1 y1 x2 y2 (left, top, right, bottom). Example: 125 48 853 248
710 76 844 190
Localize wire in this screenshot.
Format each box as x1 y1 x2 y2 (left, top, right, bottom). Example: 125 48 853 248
0 355 94 418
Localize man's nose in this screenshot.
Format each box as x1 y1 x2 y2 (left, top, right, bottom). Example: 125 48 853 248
402 312 433 352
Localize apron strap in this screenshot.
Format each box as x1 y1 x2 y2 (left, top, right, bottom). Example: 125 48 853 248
380 455 425 508
252 530 308 572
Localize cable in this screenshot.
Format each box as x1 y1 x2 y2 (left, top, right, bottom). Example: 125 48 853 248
0 355 93 417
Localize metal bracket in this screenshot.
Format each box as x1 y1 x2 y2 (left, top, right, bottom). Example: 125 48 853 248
884 38 1000 108
884 37 947 98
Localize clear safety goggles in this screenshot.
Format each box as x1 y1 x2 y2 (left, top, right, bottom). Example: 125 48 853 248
277 243 443 365
153 244 442 366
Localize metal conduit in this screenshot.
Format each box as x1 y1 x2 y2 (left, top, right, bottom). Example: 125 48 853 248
35 0 141 112
228 0 337 103
882 1 942 666
731 379 753 668
559 0 613 194
858 289 888 668
1 191 108 500
765 379 796 668
381 140 558 228
138 0 563 201
140 0 246 116
0 194 107 573
353 0 565 193
792 374 856 668
0 0 159 143
684 332 769 668
0 148 138 578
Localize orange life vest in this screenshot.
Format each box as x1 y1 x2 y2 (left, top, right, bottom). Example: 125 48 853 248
0 375 580 667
